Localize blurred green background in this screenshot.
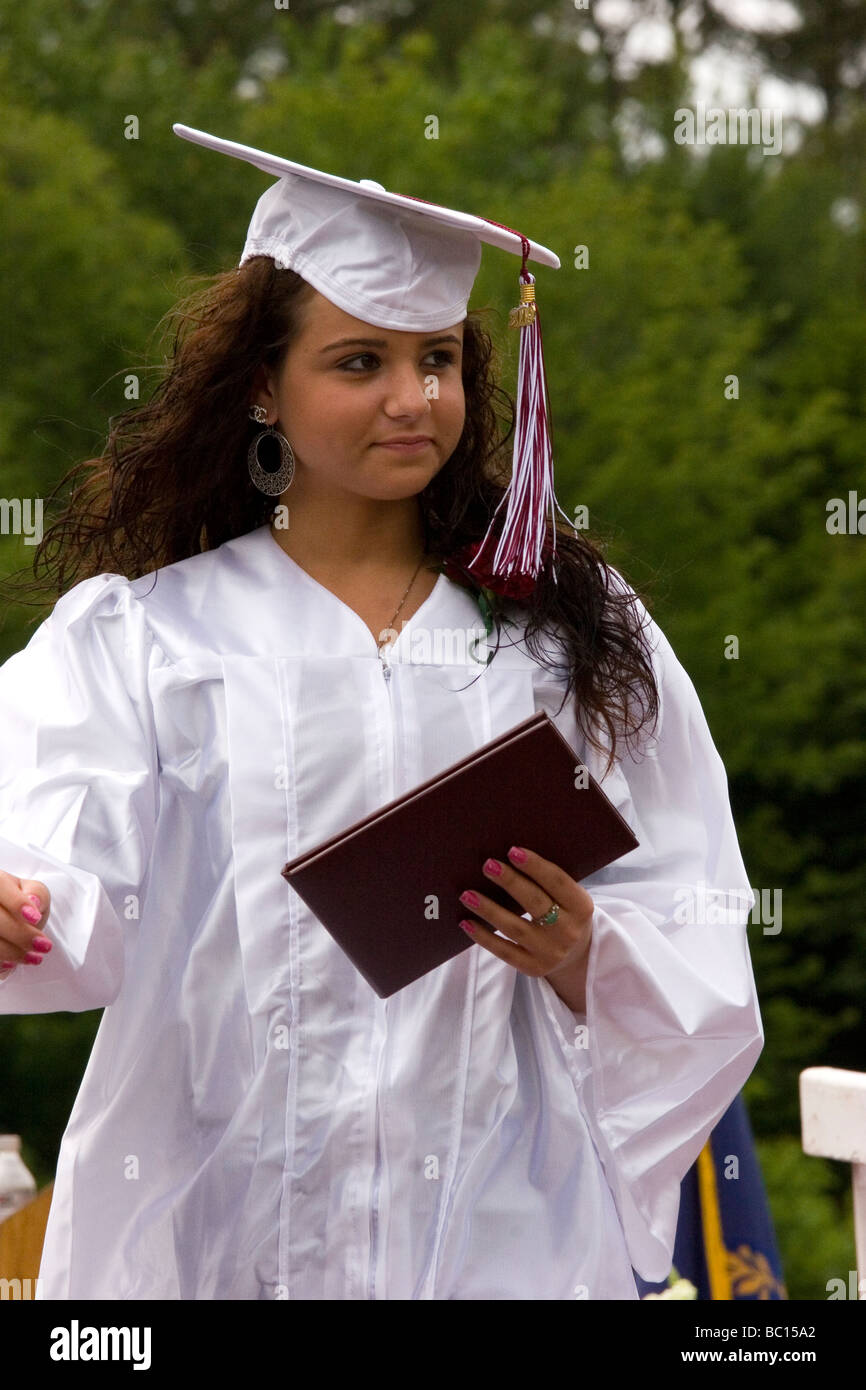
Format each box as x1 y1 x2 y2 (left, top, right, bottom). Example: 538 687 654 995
0 0 864 1299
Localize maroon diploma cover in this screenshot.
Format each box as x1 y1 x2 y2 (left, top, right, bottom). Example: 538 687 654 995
281 710 638 998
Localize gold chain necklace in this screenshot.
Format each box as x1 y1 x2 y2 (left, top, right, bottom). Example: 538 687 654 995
377 553 427 654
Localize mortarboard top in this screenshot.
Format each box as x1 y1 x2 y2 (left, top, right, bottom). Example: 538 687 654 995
172 123 560 332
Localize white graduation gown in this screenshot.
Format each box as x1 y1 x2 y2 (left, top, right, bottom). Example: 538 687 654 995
0 521 762 1300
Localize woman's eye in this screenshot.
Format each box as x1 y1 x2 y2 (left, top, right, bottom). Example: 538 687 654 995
425 350 457 367
338 354 380 372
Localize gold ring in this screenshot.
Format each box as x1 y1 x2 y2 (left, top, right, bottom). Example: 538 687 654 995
534 901 560 927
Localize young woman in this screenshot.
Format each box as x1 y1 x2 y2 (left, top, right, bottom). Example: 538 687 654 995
0 127 762 1299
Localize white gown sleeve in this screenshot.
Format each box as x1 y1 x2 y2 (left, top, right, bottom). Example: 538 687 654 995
0 574 161 1013
533 586 763 1283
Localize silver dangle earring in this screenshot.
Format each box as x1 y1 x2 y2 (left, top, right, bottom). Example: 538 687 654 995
247 404 295 496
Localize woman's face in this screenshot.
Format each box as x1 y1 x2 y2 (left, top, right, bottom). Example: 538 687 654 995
253 288 466 503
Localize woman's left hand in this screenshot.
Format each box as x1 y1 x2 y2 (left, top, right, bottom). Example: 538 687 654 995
458 846 594 1014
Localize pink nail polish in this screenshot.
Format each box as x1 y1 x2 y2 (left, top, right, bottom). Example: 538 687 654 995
31 936 52 954
459 920 477 936
21 905 41 924
27 894 42 908
483 858 502 876
460 890 480 908
508 846 527 864
1 962 16 970
24 951 43 965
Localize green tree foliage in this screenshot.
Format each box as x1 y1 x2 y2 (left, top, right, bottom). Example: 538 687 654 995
757 1138 855 1299
687 0 866 124
0 106 183 517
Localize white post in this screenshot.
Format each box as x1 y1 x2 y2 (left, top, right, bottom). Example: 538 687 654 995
800 1066 866 1299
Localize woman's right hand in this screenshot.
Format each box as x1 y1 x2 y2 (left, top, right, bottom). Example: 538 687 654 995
0 871 52 971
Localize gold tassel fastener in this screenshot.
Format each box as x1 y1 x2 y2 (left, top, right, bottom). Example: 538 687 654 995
508 278 537 329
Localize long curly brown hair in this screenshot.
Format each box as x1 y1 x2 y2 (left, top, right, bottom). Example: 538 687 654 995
6 255 659 774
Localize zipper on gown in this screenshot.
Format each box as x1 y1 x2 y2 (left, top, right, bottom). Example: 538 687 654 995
368 639 394 1294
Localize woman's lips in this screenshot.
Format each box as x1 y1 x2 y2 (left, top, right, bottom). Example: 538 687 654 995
374 438 434 453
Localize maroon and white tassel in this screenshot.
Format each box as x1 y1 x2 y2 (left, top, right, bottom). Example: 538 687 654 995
468 256 572 587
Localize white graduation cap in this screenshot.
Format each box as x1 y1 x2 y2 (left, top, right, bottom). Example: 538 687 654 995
172 122 572 583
